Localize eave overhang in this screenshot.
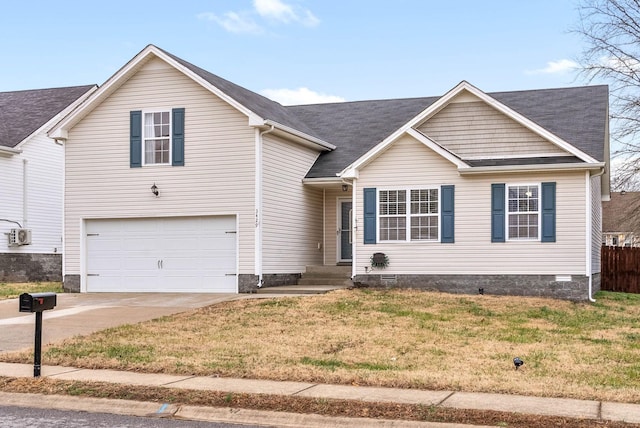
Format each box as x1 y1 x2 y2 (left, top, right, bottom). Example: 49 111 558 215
457 162 606 175
0 146 22 155
262 120 335 151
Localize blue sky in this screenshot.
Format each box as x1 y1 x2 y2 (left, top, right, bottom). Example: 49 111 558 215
1 0 586 104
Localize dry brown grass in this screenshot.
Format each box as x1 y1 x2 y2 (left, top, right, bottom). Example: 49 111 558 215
2 289 639 404
0 282 63 300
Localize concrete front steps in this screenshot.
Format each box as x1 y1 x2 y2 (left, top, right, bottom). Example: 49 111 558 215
256 265 352 295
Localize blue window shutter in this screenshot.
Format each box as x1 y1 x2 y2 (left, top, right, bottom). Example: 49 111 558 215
172 108 185 166
541 182 556 242
130 110 142 168
441 185 455 243
363 188 376 244
491 183 505 242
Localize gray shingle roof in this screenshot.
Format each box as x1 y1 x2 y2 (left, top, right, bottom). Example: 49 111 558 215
158 47 320 138
0 85 95 148
289 85 608 178
154 47 608 179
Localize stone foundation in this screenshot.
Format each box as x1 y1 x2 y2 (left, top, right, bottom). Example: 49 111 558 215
0 253 62 282
353 273 596 301
63 274 81 292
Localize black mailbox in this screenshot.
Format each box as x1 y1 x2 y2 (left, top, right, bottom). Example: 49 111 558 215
19 292 57 313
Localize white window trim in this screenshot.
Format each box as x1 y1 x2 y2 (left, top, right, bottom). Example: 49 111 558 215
141 109 172 166
506 183 541 242
377 186 440 243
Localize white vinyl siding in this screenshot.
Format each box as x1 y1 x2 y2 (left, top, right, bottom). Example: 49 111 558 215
64 57 256 277
418 101 569 159
355 134 587 275
591 175 602 274
262 134 323 273
0 133 63 255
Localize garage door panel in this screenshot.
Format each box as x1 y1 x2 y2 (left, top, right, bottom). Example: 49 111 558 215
86 216 237 293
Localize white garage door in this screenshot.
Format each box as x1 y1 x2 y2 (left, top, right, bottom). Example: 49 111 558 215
85 216 237 293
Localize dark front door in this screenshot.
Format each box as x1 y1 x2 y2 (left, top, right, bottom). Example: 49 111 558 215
339 200 352 262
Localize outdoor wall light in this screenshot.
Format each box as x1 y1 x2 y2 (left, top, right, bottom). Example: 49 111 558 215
151 183 159 197
342 184 349 192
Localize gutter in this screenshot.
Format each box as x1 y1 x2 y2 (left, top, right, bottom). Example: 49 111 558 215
263 120 335 151
0 146 23 155
458 162 606 175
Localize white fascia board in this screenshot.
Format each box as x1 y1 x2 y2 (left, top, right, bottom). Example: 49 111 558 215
337 81 481 177
406 128 468 168
49 45 261 137
49 45 160 136
0 146 22 155
444 82 599 163
156 48 256 119
302 177 344 186
33 85 98 142
458 162 606 175
263 120 335 151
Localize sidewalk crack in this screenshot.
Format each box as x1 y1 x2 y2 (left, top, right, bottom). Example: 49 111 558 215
435 391 455 406
291 383 318 396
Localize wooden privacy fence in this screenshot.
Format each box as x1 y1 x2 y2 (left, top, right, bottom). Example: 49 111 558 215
601 245 640 293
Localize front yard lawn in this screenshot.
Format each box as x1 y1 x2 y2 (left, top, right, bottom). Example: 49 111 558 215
1 289 639 403
0 282 63 300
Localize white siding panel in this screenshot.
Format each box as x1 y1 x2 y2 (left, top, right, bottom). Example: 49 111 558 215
418 101 568 159
591 175 602 274
355 134 587 276
64 58 256 277
262 134 323 273
0 133 63 254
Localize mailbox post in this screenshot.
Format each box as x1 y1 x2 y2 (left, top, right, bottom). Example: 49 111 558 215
19 292 57 377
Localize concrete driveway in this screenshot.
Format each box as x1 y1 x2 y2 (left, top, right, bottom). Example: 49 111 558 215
0 293 243 353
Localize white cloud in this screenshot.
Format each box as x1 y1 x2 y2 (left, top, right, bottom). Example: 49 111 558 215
199 0 319 35
526 59 578 75
261 87 345 105
254 0 320 27
197 11 263 35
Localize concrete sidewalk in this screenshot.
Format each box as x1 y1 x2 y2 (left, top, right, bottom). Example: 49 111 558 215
0 362 638 427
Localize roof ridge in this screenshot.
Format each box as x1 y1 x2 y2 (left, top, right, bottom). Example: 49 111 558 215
0 84 96 95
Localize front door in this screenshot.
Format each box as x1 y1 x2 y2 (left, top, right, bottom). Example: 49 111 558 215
338 199 352 262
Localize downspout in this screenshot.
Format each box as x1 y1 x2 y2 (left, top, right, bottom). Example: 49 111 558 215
255 125 274 288
350 179 357 279
586 167 606 303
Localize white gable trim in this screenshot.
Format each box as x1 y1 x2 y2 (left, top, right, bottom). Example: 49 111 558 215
50 45 261 139
339 81 599 177
19 85 97 147
340 127 468 178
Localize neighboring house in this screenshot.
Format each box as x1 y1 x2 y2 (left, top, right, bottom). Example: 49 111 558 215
602 191 640 247
0 85 96 282
49 45 609 300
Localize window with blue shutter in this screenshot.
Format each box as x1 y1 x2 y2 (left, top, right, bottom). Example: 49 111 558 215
130 108 184 167
541 182 556 242
130 110 142 168
441 185 455 243
491 183 506 242
172 108 185 166
363 188 376 244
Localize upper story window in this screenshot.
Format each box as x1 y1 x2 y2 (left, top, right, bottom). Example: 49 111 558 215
507 184 539 240
143 111 171 165
379 188 439 242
